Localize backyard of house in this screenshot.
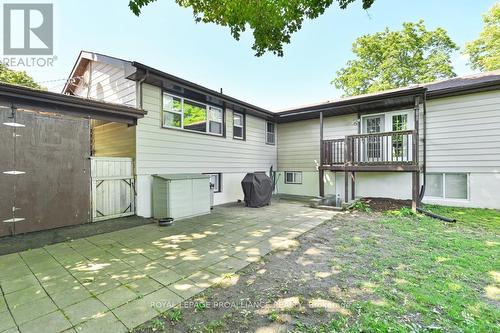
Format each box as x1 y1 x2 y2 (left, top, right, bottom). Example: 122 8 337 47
0 200 498 333
134 202 500 333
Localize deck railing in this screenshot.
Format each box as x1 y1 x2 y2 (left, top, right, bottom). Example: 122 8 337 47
321 130 417 166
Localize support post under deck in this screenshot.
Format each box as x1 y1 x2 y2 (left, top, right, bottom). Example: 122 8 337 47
412 171 420 212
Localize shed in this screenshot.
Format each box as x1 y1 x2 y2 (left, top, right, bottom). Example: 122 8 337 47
152 174 211 221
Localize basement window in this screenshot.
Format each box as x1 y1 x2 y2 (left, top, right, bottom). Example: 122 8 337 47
284 171 302 184
426 173 469 200
205 173 222 193
162 92 223 136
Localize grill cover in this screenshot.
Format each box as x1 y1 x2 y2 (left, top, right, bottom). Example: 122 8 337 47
241 173 273 207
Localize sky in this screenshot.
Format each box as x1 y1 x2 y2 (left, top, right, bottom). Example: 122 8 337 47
4 0 496 110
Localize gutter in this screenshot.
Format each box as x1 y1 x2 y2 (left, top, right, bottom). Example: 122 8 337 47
0 83 145 124
131 62 276 120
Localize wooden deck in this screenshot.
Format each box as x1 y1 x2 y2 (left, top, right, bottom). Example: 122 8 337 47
320 130 419 172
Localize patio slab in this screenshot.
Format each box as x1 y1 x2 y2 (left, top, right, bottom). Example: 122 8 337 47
0 200 331 332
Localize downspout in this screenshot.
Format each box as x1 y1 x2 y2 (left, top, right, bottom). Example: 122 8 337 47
419 90 427 201
415 90 455 223
137 70 149 109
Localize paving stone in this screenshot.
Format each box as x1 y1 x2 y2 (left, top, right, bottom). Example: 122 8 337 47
142 287 183 313
168 278 204 300
10 297 57 325
0 274 40 294
51 286 92 309
187 270 219 288
97 286 138 310
73 311 127 333
18 310 72 333
5 284 47 307
149 269 183 286
112 298 158 330
122 277 162 297
62 298 108 325
0 310 16 332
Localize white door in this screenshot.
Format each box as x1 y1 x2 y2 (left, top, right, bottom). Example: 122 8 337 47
362 115 384 162
90 157 135 221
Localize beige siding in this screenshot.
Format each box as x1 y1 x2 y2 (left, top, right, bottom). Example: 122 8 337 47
137 83 277 175
277 114 357 171
73 61 136 107
92 122 136 158
426 90 500 172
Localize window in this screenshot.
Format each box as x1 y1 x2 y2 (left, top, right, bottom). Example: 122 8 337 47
205 173 222 192
162 92 223 136
233 112 244 139
392 114 408 158
426 173 468 200
284 171 302 184
363 115 384 159
266 121 275 145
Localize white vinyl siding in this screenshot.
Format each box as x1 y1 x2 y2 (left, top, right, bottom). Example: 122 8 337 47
425 90 500 172
73 61 136 107
138 83 277 174
277 114 358 172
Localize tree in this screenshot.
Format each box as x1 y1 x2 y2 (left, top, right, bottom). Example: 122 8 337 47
333 21 458 96
463 3 500 71
0 63 43 89
129 0 375 56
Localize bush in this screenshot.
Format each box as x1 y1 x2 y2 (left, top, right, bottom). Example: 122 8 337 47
350 200 372 213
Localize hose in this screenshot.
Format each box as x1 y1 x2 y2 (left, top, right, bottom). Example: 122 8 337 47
416 207 456 223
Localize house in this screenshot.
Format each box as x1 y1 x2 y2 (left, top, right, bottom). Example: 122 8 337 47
63 51 500 220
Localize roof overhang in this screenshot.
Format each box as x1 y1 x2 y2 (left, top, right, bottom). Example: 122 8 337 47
427 80 500 99
62 51 136 95
276 87 426 123
130 62 276 121
0 83 144 125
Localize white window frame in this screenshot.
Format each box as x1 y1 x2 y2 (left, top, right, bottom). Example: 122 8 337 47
266 121 276 145
162 92 224 136
284 171 302 184
233 112 244 140
425 172 470 201
205 173 222 193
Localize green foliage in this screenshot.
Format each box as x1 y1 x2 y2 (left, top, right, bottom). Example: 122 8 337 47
129 0 375 56
349 200 372 212
0 63 43 89
385 206 418 218
194 301 207 312
464 3 500 71
166 307 183 323
149 318 165 331
267 310 279 322
333 20 458 96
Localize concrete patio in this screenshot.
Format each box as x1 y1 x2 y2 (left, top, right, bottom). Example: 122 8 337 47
0 201 331 333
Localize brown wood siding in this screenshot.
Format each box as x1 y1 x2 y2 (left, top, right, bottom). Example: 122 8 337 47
0 108 90 237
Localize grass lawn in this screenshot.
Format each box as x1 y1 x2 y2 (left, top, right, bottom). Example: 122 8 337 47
136 204 500 333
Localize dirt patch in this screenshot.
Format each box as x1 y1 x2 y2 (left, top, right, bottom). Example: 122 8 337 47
0 216 154 255
134 212 400 333
360 197 412 212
